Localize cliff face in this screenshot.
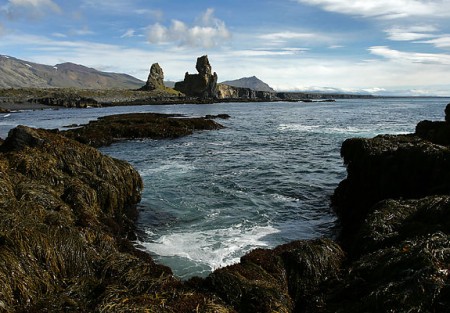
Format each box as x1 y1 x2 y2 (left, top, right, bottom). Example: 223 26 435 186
174 55 218 99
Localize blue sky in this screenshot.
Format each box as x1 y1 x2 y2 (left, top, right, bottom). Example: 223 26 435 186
1 0 450 95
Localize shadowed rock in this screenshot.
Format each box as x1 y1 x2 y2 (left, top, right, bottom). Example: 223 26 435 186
174 55 218 99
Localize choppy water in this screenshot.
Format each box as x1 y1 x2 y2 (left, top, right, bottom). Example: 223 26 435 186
1 98 448 278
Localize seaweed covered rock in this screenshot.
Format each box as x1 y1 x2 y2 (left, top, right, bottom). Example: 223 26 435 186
28 96 100 108
332 134 450 247
63 112 225 147
326 196 450 312
0 126 235 312
174 55 218 99
206 238 344 313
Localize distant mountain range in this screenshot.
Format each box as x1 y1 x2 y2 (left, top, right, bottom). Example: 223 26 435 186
221 76 275 92
0 55 144 89
0 55 278 93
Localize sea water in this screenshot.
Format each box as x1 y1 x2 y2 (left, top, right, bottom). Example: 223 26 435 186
1 98 448 278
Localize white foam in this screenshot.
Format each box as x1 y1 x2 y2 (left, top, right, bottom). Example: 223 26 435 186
139 161 195 176
138 224 280 272
278 124 321 132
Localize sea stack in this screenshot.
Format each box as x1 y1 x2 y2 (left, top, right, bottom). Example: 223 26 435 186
174 55 218 99
139 63 165 91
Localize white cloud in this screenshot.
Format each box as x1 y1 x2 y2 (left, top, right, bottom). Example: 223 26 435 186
52 32 67 38
146 8 231 48
369 45 450 65
259 31 315 41
385 25 438 41
2 0 61 19
419 36 450 49
134 9 163 21
70 27 94 36
121 29 136 38
296 0 450 19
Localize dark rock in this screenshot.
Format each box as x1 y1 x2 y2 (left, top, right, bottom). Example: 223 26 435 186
0 106 10 113
139 63 165 91
206 238 344 313
416 119 450 145
326 196 450 312
332 134 450 249
63 113 225 147
28 96 100 108
174 55 218 99
204 114 231 119
446 103 450 122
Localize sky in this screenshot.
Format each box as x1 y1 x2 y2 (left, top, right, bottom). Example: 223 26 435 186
1 0 450 95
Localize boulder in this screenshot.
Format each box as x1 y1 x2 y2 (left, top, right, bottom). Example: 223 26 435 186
139 63 165 91
174 55 218 99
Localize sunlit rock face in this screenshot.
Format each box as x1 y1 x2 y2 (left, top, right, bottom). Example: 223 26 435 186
139 63 165 91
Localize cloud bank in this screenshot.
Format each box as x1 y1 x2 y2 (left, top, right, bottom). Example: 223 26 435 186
296 0 450 19
147 8 231 48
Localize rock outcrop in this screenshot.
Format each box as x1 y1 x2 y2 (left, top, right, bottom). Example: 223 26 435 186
332 104 450 250
62 113 225 147
139 63 165 91
174 55 218 99
326 103 450 311
27 96 100 108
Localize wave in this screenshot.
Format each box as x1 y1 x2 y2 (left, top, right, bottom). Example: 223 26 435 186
137 224 280 278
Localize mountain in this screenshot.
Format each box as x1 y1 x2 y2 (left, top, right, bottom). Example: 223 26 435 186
0 55 144 89
221 76 275 92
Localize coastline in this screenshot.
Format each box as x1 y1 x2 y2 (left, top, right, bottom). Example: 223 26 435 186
0 101 449 311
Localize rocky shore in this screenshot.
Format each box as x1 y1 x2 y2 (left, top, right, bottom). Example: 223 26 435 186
1 104 450 312
62 113 226 147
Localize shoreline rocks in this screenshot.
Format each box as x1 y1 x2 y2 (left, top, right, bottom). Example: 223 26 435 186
2 103 450 312
62 112 225 147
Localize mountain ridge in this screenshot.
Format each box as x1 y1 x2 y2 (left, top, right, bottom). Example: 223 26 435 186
221 76 275 92
0 55 144 89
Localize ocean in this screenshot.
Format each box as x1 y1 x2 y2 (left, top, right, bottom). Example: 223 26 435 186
1 98 448 279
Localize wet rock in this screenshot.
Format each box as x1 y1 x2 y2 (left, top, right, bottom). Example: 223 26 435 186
63 113 225 147
0 125 237 312
326 195 450 312
206 238 344 313
0 106 9 113
204 114 231 119
139 63 165 91
174 55 218 99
